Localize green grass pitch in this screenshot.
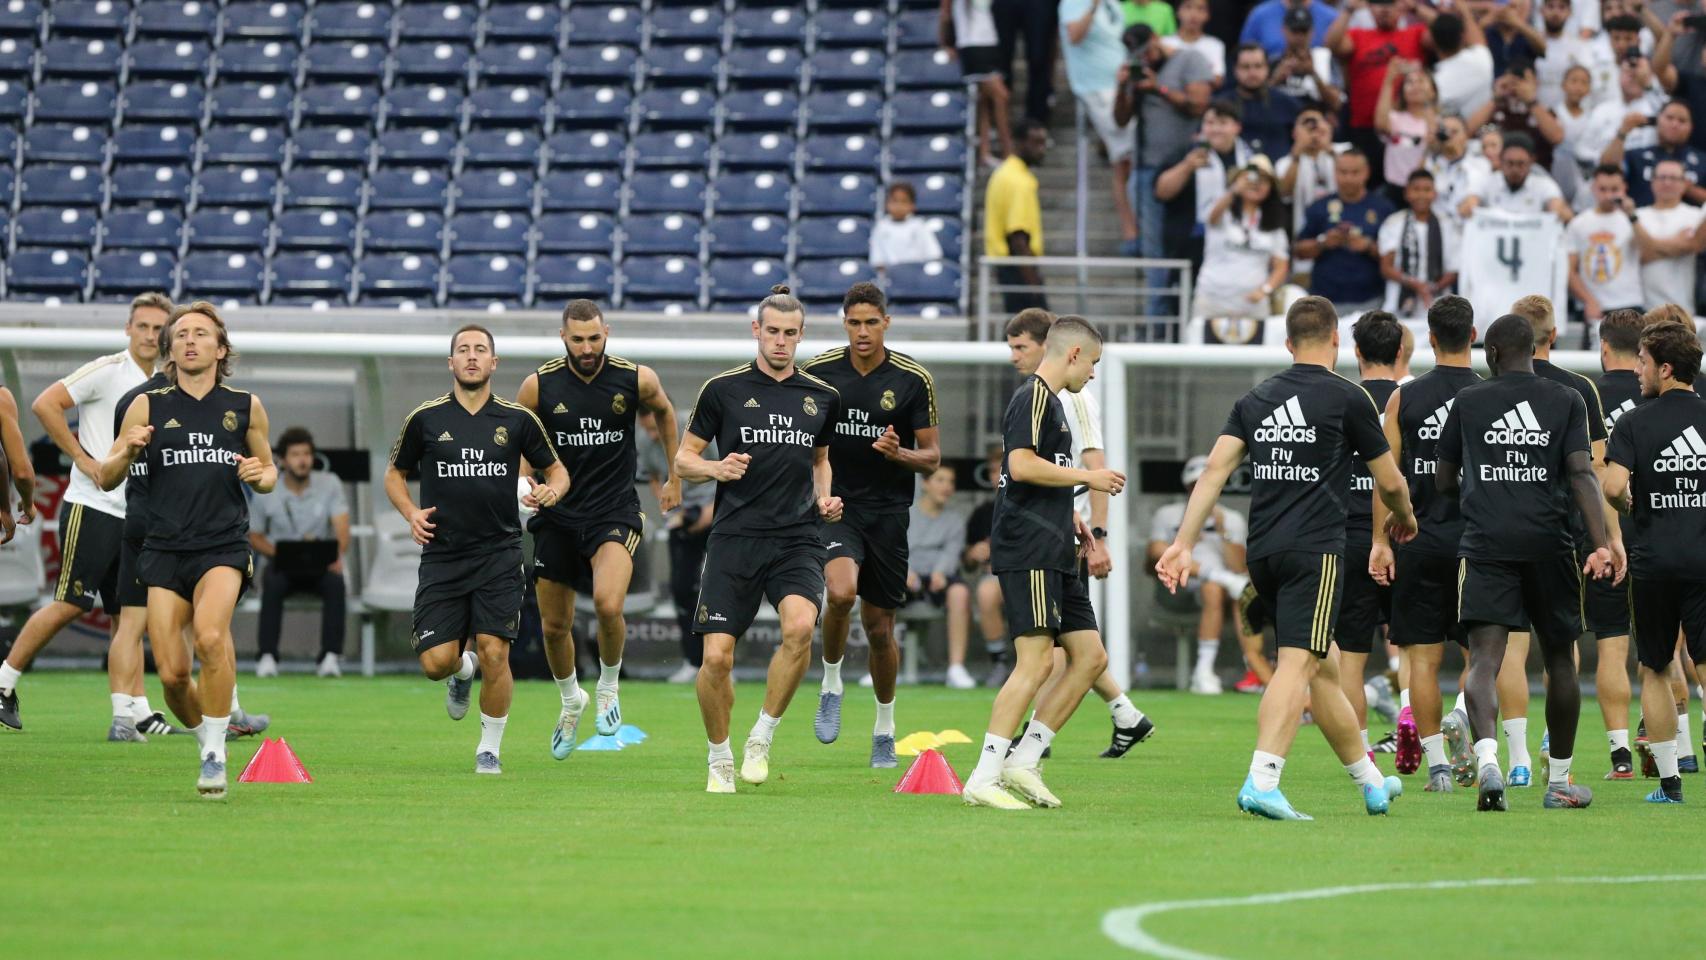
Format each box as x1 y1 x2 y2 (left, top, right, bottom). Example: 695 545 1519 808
7 673 1700 959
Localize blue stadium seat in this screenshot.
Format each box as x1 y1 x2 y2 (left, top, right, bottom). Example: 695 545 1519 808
275 208 357 250
642 44 719 85
0 36 31 76
717 132 795 169
38 38 122 79
551 85 630 128
725 46 802 88
8 249 88 299
396 3 477 44
634 88 716 127
0 125 16 160
221 1 305 39
110 164 192 207
795 215 871 259
460 129 539 168
271 252 353 302
711 170 791 215
49 1 128 36
628 171 705 214
0 78 24 122
630 130 709 169
0 0 35 36
888 90 969 132
127 39 212 80
202 125 285 166
361 209 444 253
466 86 550 128
381 85 464 127
121 82 205 124
705 213 788 257
885 260 961 304
113 125 195 164
618 255 699 302
180 250 264 297
802 133 881 174
926 216 962 260
722 89 798 130
357 253 439 301
888 134 966 173
376 128 457 167
301 41 386 84
814 8 888 47
561 43 637 84
911 173 964 214
217 39 299 81
544 129 625 168
448 211 530 254
482 3 560 44
299 83 382 125
475 43 553 86
369 168 450 210
539 169 622 211
454 169 533 211
533 253 617 301
796 257 873 304
196 166 278 207
729 6 803 44
13 206 98 248
446 252 527 301
186 208 270 250
24 124 107 165
650 4 720 43
566 5 642 46
390 42 472 85
209 82 293 125
891 49 962 89
707 257 787 308
93 251 176 300
893 9 941 48
101 208 184 250
134 0 216 39
308 2 392 43
798 172 878 216
621 213 701 256
803 90 883 130
19 164 103 207
291 126 371 164
281 166 363 208
534 211 614 254
809 48 886 87
33 81 116 124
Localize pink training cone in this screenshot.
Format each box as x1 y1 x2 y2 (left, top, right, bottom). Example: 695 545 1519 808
892 749 963 794
239 738 314 783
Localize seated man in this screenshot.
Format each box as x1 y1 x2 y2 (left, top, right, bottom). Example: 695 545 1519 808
907 464 973 688
961 444 1013 687
248 426 350 678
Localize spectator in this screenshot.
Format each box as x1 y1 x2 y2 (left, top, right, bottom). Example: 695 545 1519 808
1060 0 1141 254
1375 59 1441 189
1634 157 1706 305
1536 0 1592 112
1657 11 1706 151
962 440 1014 687
248 426 350 679
1162 0 1225 87
665 450 715 684
1461 132 1575 220
1560 64 1600 175
1121 0 1176 35
1277 105 1339 281
1430 12 1494 118
1193 162 1290 319
870 182 945 273
907 464 973 688
993 0 1058 123
1467 59 1566 171
1426 114 1493 231
1296 148 1395 314
941 0 1014 168
1478 0 1546 79
1242 0 1338 59
1379 169 1460 313
1610 99 1706 205
1328 0 1432 188
1270 4 1343 113
1583 12 1653 112
1155 99 1257 316
1224 44 1302 157
984 118 1050 312
1568 164 1647 321
1582 48 1672 165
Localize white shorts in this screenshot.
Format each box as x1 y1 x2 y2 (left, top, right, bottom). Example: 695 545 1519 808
1078 87 1134 165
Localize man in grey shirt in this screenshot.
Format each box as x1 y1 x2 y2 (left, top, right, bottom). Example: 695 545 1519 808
908 464 972 687
644 409 716 683
248 426 350 678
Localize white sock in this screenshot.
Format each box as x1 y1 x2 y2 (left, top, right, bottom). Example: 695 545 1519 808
1360 729 1372 754
598 660 621 689
1007 719 1055 768
1194 639 1219 674
708 738 733 763
1654 738 1681 779
1453 691 1469 716
1399 688 1412 711
971 733 1011 785
1678 713 1695 757
229 687 242 716
1422 733 1448 768
0 661 19 694
453 650 476 681
131 696 153 721
751 709 781 745
1549 754 1572 786
201 715 229 763
111 693 132 720
1249 750 1285 791
1608 729 1630 753
1345 755 1383 789
478 713 507 757
1503 718 1531 767
821 658 844 696
1474 737 1499 771
874 698 895 737
1107 693 1143 728
553 672 581 710
1389 652 1401 671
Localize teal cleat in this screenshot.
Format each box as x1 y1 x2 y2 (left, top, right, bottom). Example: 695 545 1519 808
1646 781 1684 803
594 687 622 737
550 689 587 761
1237 774 1313 821
1383 775 1403 801
1508 765 1532 788
1362 779 1392 815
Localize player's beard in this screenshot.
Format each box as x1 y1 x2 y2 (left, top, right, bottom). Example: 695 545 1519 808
574 348 605 375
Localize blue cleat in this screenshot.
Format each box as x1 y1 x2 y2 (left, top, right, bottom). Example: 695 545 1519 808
594 687 621 737
1681 754 1700 774
1237 774 1313 820
1508 765 1532 788
1646 785 1684 803
814 691 842 744
1362 779 1392 815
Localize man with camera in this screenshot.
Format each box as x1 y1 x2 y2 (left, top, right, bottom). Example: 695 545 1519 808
1582 41 1672 163
1467 59 1567 172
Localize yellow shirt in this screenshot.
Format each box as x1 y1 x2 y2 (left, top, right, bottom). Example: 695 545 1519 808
983 156 1044 257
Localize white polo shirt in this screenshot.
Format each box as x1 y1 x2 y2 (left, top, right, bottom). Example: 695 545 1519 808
1059 386 1103 520
59 350 149 518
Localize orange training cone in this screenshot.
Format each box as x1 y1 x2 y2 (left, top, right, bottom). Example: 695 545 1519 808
892 749 963 795
238 738 314 783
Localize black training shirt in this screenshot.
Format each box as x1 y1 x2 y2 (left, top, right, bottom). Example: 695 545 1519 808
1394 365 1482 559
1598 368 1642 438
1606 387 1706 581
800 347 938 515
1347 378 1399 544
532 353 641 525
141 382 253 553
992 374 1077 573
1536 358 1608 549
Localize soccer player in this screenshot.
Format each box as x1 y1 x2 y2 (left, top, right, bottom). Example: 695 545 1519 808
517 300 681 758
1602 318 1706 803
801 282 939 767
1590 308 1646 779
386 325 568 776
1158 296 1415 821
960 317 1125 809
1435 313 1615 812
1371 295 1480 792
97 302 277 799
675 286 842 794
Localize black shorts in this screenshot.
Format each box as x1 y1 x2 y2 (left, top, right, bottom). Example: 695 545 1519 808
1390 549 1467 647
958 45 1000 77
412 548 526 652
1456 554 1582 647
531 513 642 594
995 565 1098 641
695 531 826 638
116 537 147 608
823 510 909 609
1335 540 1389 655
1248 551 1343 658
1237 580 1267 636
53 502 123 614
1630 576 1706 671
910 573 966 608
139 546 254 604
1581 546 1631 639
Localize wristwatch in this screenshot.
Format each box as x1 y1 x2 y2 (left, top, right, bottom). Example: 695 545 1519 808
1091 526 1108 540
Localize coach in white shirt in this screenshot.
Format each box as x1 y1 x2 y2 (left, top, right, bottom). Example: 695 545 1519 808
1634 157 1706 307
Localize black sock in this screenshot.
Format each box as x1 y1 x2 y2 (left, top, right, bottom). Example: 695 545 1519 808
1662 775 1684 798
1611 747 1632 767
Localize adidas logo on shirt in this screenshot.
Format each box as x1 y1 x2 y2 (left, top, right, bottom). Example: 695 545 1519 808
1606 398 1636 432
552 402 568 414
744 398 760 408
1253 396 1316 443
163 418 180 428
438 431 453 441
1654 426 1706 473
1483 401 1551 445
1417 399 1454 440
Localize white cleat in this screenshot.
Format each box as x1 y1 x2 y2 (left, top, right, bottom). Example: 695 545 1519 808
945 664 976 689
666 662 698 684
1190 670 1223 695
1001 765 1062 808
741 737 771 785
316 653 341 678
962 780 1030 809
255 653 278 678
706 758 736 794
595 685 621 736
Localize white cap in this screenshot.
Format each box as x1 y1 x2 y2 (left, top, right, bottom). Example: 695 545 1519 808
1182 455 1210 487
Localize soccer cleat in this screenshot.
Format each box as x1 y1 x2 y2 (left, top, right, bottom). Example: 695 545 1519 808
446 673 473 721
1681 754 1700 774
871 734 897 768
1233 669 1265 694
1508 765 1532 788
136 712 184 736
984 659 1011 688
316 653 341 678
945 663 976 689
474 751 502 775
550 690 587 760
1542 780 1593 809
1539 731 1550 783
594 686 621 737
1372 731 1398 754
1384 775 1404 800
1477 764 1507 812
0 687 20 730
665 662 698 684
706 758 736 794
1099 716 1156 759
255 653 278 678
106 718 146 742
1394 706 1421 774
1362 779 1393 816
225 710 269 740
1442 709 1475 786
1237 774 1312 820
1425 765 1455 793
1636 721 1658 777
197 754 227 799
1001 765 1061 808
1366 676 1399 723
1647 777 1684 803
1190 670 1223 695
813 691 842 744
1605 762 1634 780
741 737 770 785
962 780 1030 809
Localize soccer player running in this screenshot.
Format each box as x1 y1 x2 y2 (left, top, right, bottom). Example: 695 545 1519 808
960 317 1124 810
517 300 681 758
801 282 940 768
1435 313 1616 812
386 325 568 775
97 302 277 799
676 286 842 794
1370 295 1480 793
1601 318 1706 804
1158 297 1415 821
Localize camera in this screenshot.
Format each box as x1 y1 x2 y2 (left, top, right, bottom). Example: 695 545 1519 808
1436 127 1451 141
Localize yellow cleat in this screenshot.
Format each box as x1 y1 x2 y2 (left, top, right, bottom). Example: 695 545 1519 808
706 758 736 794
741 737 770 785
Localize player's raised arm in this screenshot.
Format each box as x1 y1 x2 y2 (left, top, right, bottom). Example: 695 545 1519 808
98 393 151 492
638 364 682 511
238 394 278 494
